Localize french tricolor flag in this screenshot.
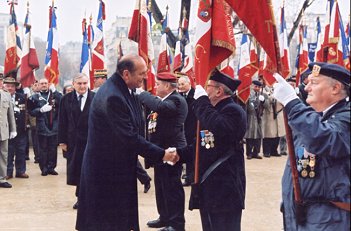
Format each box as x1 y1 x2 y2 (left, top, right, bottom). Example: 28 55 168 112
279 6 291 78
80 18 90 82
20 4 39 88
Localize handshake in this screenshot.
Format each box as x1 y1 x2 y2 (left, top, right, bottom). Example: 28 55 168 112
162 147 180 165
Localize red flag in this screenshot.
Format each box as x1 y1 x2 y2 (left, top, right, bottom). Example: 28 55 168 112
225 0 281 75
173 41 182 72
20 5 39 88
157 33 171 73
295 25 309 85
194 0 235 86
129 0 155 93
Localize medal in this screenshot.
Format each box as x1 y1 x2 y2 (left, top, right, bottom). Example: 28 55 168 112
301 169 308 178
200 130 205 147
205 143 211 149
309 171 315 178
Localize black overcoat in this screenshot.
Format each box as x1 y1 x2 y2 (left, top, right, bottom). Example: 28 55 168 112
76 73 165 231
58 90 95 185
179 96 247 212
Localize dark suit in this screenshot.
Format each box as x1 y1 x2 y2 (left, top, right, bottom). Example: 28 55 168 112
58 90 95 188
179 96 247 231
76 73 165 231
139 90 188 230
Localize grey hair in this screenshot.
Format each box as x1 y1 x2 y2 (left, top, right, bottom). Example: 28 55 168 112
178 75 191 84
218 82 233 96
73 73 89 82
327 77 349 97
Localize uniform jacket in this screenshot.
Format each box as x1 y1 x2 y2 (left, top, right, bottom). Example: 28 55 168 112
262 95 286 138
58 90 95 185
76 73 165 231
179 96 247 212
282 98 350 231
0 90 16 141
28 90 62 136
182 88 197 145
11 93 27 134
244 90 268 139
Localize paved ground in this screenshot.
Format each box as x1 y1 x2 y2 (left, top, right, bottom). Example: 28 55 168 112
0 148 286 231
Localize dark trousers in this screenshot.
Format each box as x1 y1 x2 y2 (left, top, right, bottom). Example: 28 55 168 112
7 132 27 176
184 160 194 184
200 209 242 231
279 136 287 154
245 138 261 156
31 126 39 161
136 159 151 185
37 134 58 172
154 164 185 230
262 137 280 156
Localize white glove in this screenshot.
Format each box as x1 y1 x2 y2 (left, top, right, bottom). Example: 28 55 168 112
295 87 300 95
258 95 265 102
273 73 299 106
49 83 56 92
10 131 17 139
164 147 176 166
23 87 31 96
135 87 144 95
194 85 207 100
40 104 53 113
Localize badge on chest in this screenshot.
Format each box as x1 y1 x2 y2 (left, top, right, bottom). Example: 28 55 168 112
296 147 317 179
148 112 158 134
200 130 215 149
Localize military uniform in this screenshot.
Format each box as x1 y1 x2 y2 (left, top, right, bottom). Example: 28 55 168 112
28 90 62 175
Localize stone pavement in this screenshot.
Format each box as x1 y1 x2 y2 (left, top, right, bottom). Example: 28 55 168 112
0 149 286 231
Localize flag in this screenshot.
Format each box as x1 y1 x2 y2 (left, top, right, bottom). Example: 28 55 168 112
225 0 280 77
4 1 22 75
87 15 94 86
80 18 90 80
117 40 124 62
279 6 290 78
129 0 155 93
173 40 182 72
220 57 235 79
309 17 321 62
44 3 59 85
20 4 39 88
157 33 171 73
194 0 235 86
238 34 258 103
295 24 309 85
90 0 106 89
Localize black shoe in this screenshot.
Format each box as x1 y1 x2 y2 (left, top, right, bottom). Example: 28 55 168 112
0 182 12 188
34 160 39 164
48 170 58 175
182 181 191 187
271 153 281 157
73 201 79 209
246 155 252 160
25 157 30 160
280 152 288 156
41 171 48 176
181 174 187 180
159 226 178 231
147 218 167 228
15 173 29 178
263 154 270 158
144 181 151 193
252 155 263 159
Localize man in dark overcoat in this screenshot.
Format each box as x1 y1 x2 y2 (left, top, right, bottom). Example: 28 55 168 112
138 72 188 231
58 73 95 209
178 69 247 231
75 54 178 231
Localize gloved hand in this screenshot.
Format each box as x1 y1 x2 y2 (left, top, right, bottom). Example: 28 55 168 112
135 87 144 95
10 131 17 139
295 87 300 95
273 73 299 106
49 83 56 92
40 104 53 113
258 95 265 102
194 85 207 100
23 87 31 96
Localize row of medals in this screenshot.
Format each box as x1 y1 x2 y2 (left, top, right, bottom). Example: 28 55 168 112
148 112 158 134
297 155 316 178
200 130 215 149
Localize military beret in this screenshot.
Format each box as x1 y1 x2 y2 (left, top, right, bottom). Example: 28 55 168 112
3 77 19 86
300 69 311 82
252 80 263 87
156 72 177 83
308 62 350 87
209 68 241 92
94 69 107 78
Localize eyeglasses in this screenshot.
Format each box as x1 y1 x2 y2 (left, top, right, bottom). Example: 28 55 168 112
206 84 219 89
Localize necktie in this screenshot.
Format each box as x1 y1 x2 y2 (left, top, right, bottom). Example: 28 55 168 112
78 95 83 111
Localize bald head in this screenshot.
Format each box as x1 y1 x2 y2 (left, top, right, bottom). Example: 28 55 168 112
117 54 148 89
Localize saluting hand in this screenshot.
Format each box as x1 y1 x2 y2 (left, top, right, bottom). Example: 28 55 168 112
273 73 299 106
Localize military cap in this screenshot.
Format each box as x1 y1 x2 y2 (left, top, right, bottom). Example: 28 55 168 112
156 72 178 83
3 77 19 86
94 69 107 78
209 68 241 92
308 62 350 87
300 69 312 82
286 75 296 83
252 80 263 87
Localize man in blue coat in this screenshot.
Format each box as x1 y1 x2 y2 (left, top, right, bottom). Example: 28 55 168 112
76 54 179 231
178 69 247 231
273 62 350 231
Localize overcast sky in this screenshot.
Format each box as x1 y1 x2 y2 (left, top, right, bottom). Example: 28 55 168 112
0 0 349 44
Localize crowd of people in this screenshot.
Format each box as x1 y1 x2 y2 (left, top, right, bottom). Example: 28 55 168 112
0 55 349 231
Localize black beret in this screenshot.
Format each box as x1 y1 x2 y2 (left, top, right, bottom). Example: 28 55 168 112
209 68 241 92
308 62 350 87
300 69 311 82
252 80 263 87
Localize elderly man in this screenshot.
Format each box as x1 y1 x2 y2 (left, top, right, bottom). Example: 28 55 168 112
3 77 29 179
0 82 17 188
273 62 350 231
138 72 188 231
76 54 178 231
178 69 247 231
58 73 95 209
